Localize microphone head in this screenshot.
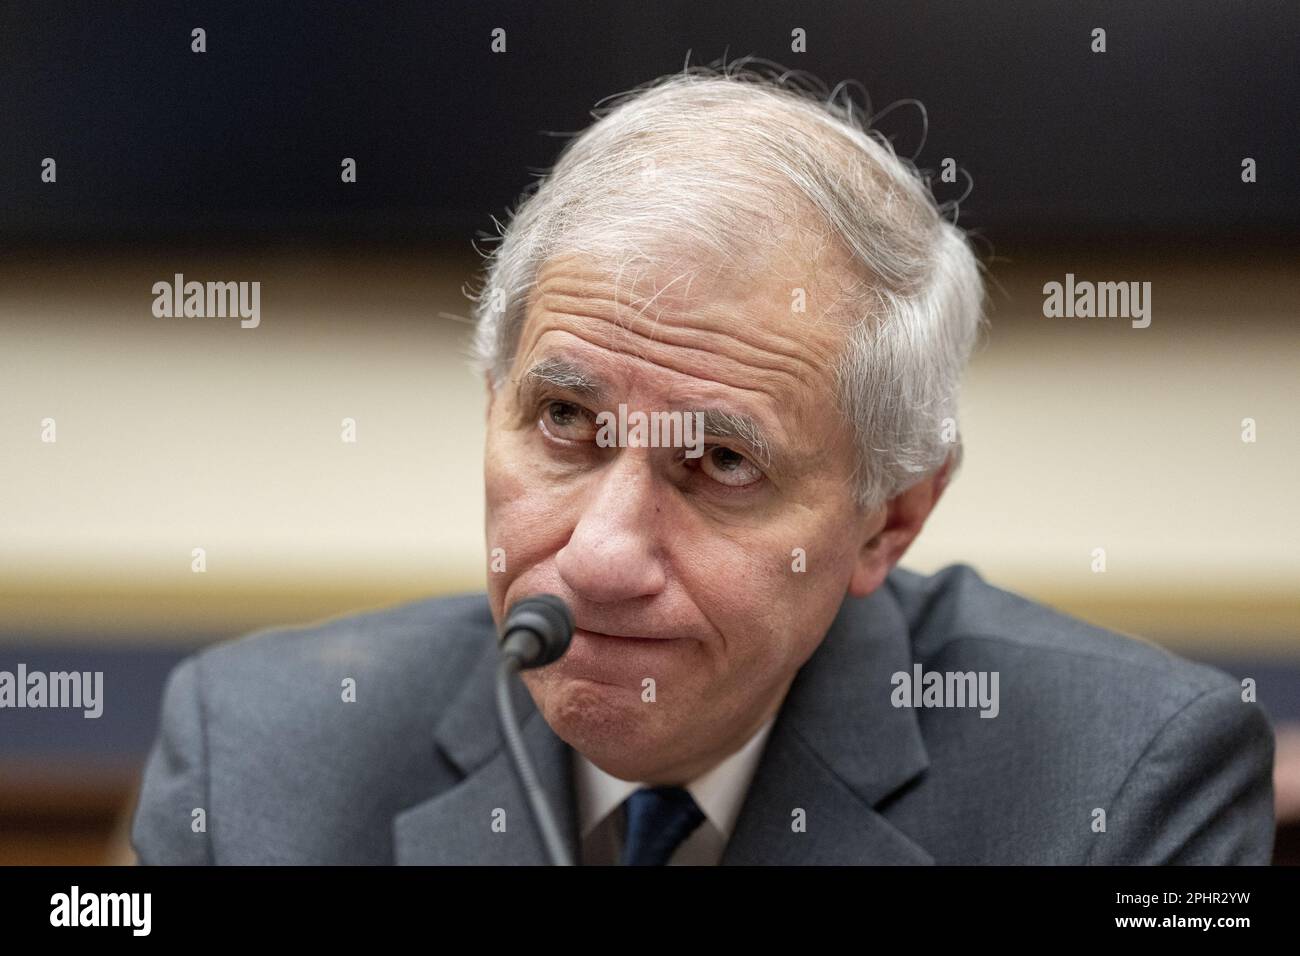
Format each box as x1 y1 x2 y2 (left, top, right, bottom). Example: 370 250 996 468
500 594 575 668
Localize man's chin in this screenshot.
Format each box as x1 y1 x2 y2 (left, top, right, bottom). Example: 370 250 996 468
528 674 675 779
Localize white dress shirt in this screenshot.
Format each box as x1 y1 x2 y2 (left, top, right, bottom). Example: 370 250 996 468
574 715 777 865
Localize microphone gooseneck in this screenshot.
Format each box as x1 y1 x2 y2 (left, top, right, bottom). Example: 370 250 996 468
495 594 576 866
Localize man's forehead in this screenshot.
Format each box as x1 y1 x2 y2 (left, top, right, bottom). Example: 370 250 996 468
514 252 853 432
517 253 852 375
526 248 852 324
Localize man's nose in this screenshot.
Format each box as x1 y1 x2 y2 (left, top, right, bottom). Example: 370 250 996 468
555 453 667 604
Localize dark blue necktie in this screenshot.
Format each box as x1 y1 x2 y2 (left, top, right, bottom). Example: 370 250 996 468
620 786 706 866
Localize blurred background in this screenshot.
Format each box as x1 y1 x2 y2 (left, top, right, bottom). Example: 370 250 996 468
1 1 1296 864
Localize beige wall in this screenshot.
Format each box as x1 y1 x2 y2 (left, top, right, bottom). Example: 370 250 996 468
1 246 1296 652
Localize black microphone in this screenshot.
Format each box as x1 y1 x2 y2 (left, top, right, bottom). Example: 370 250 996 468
499 594 574 668
495 594 576 866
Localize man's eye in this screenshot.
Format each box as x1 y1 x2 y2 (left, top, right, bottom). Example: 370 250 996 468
699 446 763 488
540 400 597 441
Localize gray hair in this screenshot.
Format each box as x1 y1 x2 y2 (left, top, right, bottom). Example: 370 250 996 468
470 63 987 511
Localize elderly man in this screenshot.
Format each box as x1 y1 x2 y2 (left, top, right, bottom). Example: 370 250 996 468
131 69 1274 865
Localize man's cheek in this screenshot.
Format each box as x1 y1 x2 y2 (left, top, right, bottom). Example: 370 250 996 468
486 486 579 592
685 540 791 617
484 448 545 533
484 436 526 504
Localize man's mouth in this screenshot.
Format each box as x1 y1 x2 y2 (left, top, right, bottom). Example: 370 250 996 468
574 626 679 643
557 627 684 685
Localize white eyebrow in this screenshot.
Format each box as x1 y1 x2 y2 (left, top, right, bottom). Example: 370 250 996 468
522 358 603 398
522 356 777 470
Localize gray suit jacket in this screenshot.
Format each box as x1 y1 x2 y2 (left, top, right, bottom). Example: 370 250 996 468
130 563 1275 864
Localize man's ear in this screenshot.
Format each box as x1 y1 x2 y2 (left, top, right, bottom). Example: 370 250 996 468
846 454 954 598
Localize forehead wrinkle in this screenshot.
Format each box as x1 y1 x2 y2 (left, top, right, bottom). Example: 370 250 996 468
535 282 839 382
533 253 846 363
529 291 839 417
522 326 779 411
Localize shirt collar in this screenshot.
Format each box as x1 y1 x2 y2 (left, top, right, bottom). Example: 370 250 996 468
575 713 778 840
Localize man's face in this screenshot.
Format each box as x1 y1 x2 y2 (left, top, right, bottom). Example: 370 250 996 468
483 244 878 784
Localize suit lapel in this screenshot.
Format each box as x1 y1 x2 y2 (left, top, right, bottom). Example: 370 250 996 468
393 642 580 865
721 584 933 864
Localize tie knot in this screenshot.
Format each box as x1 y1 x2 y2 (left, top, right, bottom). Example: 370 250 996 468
621 786 706 866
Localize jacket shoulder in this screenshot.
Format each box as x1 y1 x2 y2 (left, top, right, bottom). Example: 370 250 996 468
886 563 1238 699
881 564 1274 863
133 592 495 864
196 590 494 695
